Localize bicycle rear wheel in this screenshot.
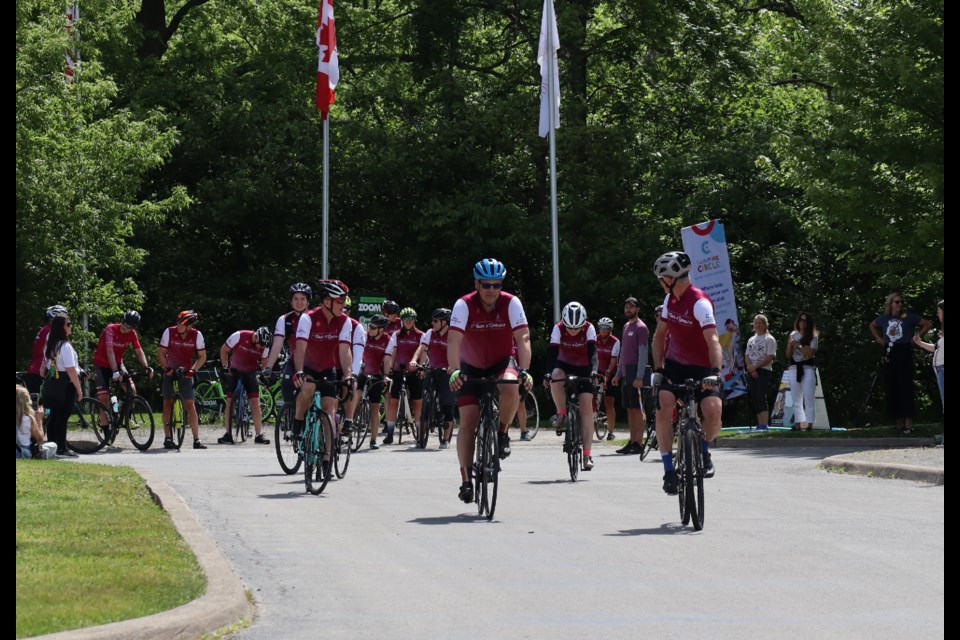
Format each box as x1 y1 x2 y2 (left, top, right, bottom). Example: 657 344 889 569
334 424 352 478
417 393 433 449
352 399 370 452
688 425 705 530
639 422 658 461
275 403 301 475
125 396 156 451
66 398 109 454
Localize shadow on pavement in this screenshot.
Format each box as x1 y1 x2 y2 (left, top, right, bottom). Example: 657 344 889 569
408 514 498 525
605 523 698 536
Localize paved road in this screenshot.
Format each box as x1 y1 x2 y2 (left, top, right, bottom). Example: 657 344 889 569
92 430 943 640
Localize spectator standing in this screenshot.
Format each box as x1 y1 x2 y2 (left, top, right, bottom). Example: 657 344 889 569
869 293 931 434
912 299 944 418
744 314 777 431
40 315 83 457
786 312 819 431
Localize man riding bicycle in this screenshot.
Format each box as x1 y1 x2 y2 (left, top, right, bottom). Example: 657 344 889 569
217 326 272 445
264 282 313 410
447 258 533 504
358 314 391 449
595 316 620 441
546 302 599 471
92 311 154 422
650 252 723 495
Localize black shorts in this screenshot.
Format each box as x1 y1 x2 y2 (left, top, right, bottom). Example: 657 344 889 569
225 370 260 398
424 368 457 408
389 370 423 400
457 357 517 408
357 374 386 401
303 367 341 399
746 368 772 414
620 365 643 409
663 359 720 403
94 365 124 392
551 361 595 395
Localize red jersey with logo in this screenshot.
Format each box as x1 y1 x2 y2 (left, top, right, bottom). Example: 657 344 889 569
295 309 352 371
160 327 206 369
362 331 390 375
549 322 597 367
385 318 402 336
93 324 143 369
450 291 528 369
387 327 425 371
28 324 52 374
420 328 450 369
661 286 717 368
225 330 268 373
596 334 621 372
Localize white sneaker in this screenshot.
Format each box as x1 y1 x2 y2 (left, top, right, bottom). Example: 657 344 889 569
439 441 449 450
583 456 595 471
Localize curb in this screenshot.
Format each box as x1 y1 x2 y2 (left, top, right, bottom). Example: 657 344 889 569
820 455 944 485
713 437 933 448
35 468 254 640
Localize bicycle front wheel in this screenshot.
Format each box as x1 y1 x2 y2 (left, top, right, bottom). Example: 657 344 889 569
66 398 109 454
417 393 433 449
171 397 186 449
687 425 705 531
594 407 608 441
639 422 658 461
334 423 352 479
125 396 156 451
233 391 248 442
275 403 301 475
475 419 499 520
259 385 277 423
304 410 333 495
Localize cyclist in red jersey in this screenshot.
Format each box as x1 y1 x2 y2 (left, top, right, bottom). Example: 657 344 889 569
338 296 366 434
158 310 208 449
383 307 424 444
292 280 356 445
358 315 391 449
92 310 154 415
24 305 68 399
595 316 620 441
650 252 723 495
412 307 457 448
265 283 313 408
448 259 533 504
217 326 272 445
546 302 600 470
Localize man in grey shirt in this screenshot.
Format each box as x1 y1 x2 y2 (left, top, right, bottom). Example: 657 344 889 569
611 297 649 454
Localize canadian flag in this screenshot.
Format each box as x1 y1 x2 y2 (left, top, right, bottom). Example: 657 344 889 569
316 0 339 119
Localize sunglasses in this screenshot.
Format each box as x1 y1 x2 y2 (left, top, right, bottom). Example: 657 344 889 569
332 297 346 304
598 325 612 330
479 282 503 290
892 300 903 304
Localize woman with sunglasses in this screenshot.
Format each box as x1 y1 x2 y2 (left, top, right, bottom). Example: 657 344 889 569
786 312 819 431
870 293 931 434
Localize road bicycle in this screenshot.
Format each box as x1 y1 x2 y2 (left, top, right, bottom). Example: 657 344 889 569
551 374 599 482
593 384 609 441
509 386 540 440
417 366 447 449
654 377 706 531
350 374 386 452
96 370 155 451
300 376 337 495
471 377 520 520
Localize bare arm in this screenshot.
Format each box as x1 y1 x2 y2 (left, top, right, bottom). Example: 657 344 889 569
652 321 668 370
264 335 285 370
157 345 169 369
869 319 884 345
220 343 231 369
192 349 207 371
702 327 723 371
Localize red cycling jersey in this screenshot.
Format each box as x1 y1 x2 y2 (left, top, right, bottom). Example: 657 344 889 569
295 309 352 372
160 326 205 369
661 286 717 368
225 330 268 373
27 324 51 375
549 321 597 367
93 323 143 369
449 291 528 369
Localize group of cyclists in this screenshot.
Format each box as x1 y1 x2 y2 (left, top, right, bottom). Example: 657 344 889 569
24 251 726 503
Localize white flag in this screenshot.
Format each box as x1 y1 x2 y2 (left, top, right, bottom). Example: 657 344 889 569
537 0 560 137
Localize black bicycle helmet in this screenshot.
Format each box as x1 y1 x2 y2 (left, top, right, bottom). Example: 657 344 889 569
382 300 400 315
122 310 142 328
431 308 452 322
368 314 389 329
289 282 313 301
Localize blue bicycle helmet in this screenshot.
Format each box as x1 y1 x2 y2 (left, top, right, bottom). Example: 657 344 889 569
473 258 506 281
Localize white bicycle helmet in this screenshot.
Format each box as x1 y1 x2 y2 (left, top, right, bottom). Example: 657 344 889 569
561 302 587 329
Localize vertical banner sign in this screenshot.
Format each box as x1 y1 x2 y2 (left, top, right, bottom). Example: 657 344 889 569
681 220 746 399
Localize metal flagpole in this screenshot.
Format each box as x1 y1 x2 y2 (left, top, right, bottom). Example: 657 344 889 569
322 117 329 279
547 0 560 324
